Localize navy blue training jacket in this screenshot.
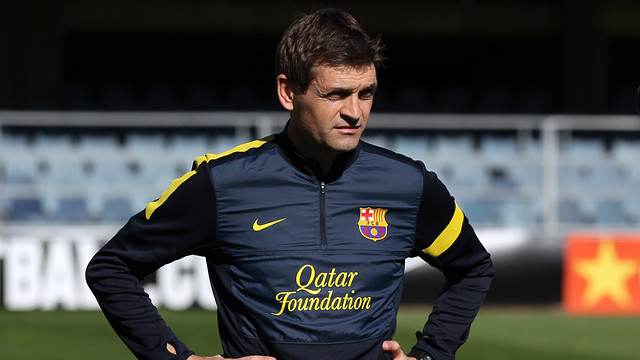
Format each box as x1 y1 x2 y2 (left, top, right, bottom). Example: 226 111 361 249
86 127 494 360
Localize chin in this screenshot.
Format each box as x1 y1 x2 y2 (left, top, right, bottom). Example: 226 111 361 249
324 132 362 153
331 140 360 153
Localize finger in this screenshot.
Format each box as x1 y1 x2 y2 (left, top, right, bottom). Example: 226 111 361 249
382 340 401 353
384 340 409 360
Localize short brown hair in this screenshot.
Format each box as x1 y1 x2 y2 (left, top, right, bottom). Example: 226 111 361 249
275 8 385 93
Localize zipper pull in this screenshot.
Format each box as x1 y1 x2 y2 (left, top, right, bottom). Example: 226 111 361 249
320 181 326 194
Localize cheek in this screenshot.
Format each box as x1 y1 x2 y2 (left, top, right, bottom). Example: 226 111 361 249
362 100 374 114
296 100 343 132
311 104 341 126
298 110 327 138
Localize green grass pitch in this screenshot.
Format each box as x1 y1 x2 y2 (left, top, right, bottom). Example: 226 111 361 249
0 307 637 359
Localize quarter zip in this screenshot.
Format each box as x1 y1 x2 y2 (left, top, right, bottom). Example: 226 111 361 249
320 181 327 247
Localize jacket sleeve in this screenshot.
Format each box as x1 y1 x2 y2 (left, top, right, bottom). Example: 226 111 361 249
85 160 218 360
410 167 495 360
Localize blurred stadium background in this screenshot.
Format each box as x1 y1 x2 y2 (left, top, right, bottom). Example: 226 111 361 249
1 0 640 357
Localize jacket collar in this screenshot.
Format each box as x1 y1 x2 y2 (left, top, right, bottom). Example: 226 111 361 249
275 121 360 183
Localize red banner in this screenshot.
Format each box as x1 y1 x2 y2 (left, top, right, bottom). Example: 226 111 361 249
563 232 640 315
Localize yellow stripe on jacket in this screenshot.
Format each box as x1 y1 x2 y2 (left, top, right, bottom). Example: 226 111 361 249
422 201 464 257
145 135 274 220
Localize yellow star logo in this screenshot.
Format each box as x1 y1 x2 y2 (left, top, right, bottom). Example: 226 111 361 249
572 240 640 308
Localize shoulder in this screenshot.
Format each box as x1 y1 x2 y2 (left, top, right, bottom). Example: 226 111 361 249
193 134 278 170
359 142 454 208
360 140 447 183
360 141 424 169
354 141 442 199
359 141 435 181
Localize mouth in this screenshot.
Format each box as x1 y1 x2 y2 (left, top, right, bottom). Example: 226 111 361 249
335 125 361 135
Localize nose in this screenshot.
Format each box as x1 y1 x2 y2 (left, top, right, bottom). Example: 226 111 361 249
340 95 363 122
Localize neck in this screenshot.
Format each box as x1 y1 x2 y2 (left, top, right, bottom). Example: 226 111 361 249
287 124 337 177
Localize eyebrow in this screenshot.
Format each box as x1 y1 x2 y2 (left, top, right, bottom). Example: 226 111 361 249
320 83 377 97
361 83 378 93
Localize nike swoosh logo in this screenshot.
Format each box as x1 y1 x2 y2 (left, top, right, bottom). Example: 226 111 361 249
252 218 287 231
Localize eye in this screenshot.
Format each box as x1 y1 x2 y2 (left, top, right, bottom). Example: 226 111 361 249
323 91 349 101
359 89 375 100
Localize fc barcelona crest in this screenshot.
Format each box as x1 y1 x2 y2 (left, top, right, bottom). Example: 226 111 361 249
358 207 389 241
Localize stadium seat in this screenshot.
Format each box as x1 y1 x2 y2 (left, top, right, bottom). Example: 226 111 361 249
8 198 45 221
143 86 180 110
509 164 542 189
394 87 430 113
480 135 518 161
56 197 90 223
565 137 607 160
2 116 637 229
41 159 88 185
131 160 182 189
169 133 210 159
60 83 95 110
432 134 475 160
436 87 473 113
448 164 490 190
77 133 120 153
621 201 640 225
609 89 636 114
186 86 221 110
520 89 553 113
101 197 133 223
498 200 537 227
558 200 583 225
209 134 243 154
227 86 262 110
559 163 622 193
478 87 513 113
32 133 75 154
361 133 390 148
370 87 391 112
102 85 140 110
1 157 40 184
611 138 640 162
125 132 167 151
0 132 29 151
85 159 134 185
487 167 519 193
618 163 640 191
129 189 160 215
391 134 430 161
595 200 627 226
459 200 499 226
576 199 598 224
590 164 625 188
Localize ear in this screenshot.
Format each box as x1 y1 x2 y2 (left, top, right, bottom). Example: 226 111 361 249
277 74 295 111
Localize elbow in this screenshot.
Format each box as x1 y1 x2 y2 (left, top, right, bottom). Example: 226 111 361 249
469 254 495 287
85 252 113 292
477 256 495 291
444 252 495 285
85 255 100 291
480 254 495 278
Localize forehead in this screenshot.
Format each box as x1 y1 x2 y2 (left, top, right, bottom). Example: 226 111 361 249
310 64 377 88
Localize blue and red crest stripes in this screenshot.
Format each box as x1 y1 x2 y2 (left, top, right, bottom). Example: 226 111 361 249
358 207 389 241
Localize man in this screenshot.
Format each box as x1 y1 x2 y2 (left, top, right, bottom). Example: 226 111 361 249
86 8 494 360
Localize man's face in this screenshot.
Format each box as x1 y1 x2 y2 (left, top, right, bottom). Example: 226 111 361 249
286 64 377 161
